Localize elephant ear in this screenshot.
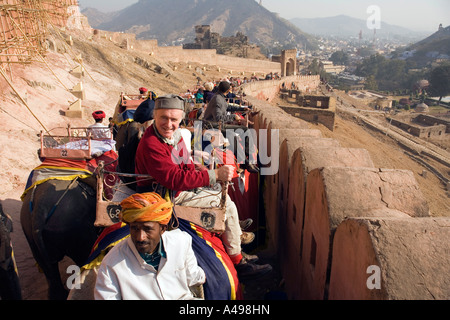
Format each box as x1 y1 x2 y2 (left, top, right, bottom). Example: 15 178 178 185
0 207 13 263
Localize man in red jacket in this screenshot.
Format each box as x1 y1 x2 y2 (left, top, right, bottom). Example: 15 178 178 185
135 94 272 281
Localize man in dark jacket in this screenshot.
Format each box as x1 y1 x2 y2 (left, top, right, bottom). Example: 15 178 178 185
203 81 259 173
203 81 241 123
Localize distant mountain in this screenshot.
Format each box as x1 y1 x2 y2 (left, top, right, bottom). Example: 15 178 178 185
393 25 450 67
80 8 119 28
409 25 450 52
81 0 317 54
290 15 427 41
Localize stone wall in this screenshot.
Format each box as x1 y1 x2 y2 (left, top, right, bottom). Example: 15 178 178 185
154 46 280 74
278 95 336 131
241 75 320 102
296 95 336 109
244 80 449 300
92 30 280 75
280 106 336 131
389 117 447 140
329 216 449 300
415 114 450 133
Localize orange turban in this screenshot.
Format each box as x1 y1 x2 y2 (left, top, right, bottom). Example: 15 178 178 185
120 192 173 225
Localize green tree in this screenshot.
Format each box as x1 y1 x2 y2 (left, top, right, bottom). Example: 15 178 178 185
355 53 420 91
330 51 349 66
358 46 376 58
365 75 378 90
355 53 385 78
308 58 320 75
429 65 450 103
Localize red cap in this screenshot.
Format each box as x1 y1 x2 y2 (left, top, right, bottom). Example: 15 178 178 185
92 110 106 120
139 87 148 93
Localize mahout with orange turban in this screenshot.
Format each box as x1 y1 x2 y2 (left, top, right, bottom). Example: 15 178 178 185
120 192 173 225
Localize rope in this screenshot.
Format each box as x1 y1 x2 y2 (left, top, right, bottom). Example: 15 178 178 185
0 105 37 130
45 177 79 223
0 65 51 135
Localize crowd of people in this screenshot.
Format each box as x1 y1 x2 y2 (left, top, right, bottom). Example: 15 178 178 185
181 76 253 106
181 72 280 107
88 76 271 300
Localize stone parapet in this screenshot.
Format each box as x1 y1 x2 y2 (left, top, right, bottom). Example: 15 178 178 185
246 85 446 300
329 217 450 300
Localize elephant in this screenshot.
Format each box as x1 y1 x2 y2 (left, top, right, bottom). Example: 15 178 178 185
20 178 101 300
0 202 22 300
19 128 255 300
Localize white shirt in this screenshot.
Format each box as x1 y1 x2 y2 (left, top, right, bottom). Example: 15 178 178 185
94 229 206 300
87 123 112 140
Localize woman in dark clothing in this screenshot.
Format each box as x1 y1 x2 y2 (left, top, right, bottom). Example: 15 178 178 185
203 82 215 104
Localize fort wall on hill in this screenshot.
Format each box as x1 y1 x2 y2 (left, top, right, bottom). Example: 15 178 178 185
241 75 320 102
92 30 280 75
1 3 279 75
244 78 449 300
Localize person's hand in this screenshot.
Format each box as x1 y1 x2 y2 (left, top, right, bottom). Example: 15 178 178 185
215 165 234 182
234 114 243 124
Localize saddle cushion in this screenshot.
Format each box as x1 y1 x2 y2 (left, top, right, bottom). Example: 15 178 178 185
22 150 118 201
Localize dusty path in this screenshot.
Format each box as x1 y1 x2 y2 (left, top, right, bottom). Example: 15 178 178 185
5 184 282 300
4 189 50 300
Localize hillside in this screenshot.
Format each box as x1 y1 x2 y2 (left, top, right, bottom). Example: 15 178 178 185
79 7 119 28
81 0 317 54
290 14 427 41
395 25 450 66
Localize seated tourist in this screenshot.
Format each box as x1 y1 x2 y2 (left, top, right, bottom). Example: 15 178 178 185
203 82 215 104
195 88 204 104
88 110 112 140
203 81 259 173
203 81 242 124
134 94 272 281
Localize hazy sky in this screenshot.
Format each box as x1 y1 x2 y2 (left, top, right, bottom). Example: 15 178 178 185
77 0 450 32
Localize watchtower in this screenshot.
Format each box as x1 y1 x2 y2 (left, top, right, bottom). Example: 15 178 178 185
281 49 297 77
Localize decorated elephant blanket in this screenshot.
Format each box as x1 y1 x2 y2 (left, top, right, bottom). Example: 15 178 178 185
82 218 242 300
22 149 118 201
